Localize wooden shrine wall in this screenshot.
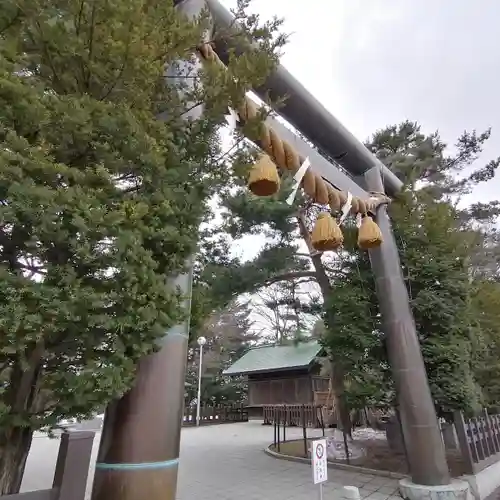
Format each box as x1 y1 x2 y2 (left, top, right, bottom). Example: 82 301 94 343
247 370 329 406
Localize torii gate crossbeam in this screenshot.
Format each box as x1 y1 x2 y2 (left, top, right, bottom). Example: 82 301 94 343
205 0 403 198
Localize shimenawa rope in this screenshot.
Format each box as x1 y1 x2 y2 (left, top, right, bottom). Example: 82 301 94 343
197 43 386 249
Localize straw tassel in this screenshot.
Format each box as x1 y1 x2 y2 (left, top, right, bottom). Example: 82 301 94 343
247 154 280 197
311 212 344 252
357 215 383 249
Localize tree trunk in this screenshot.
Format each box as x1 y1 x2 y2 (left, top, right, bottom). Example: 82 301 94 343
331 361 352 438
0 426 34 494
296 212 353 437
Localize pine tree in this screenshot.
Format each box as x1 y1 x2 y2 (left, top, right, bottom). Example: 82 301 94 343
321 225 393 412
393 191 481 416
470 280 500 407
211 167 357 432
190 177 314 339
322 121 499 419
0 0 284 492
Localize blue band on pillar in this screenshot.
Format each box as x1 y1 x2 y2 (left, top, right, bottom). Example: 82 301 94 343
95 458 179 470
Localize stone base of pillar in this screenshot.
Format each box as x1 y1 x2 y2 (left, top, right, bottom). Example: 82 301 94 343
399 478 470 500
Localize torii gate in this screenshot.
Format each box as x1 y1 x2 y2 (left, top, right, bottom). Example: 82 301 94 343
90 1 457 499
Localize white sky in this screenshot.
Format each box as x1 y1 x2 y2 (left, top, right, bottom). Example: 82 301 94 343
221 0 500 207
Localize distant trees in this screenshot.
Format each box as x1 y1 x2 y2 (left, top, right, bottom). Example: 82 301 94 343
202 118 500 424
323 122 500 418
185 301 257 406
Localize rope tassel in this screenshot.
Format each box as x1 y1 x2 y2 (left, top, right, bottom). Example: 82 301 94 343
311 212 343 252
197 43 392 214
247 154 281 197
357 215 383 249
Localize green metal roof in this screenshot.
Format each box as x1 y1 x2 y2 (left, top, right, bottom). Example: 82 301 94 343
223 341 323 376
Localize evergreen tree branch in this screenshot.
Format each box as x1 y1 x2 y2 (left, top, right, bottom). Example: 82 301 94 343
99 21 134 100
0 8 20 35
85 0 97 90
263 271 316 286
30 22 63 91
75 0 86 36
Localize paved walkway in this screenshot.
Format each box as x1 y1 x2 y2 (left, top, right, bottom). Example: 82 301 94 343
22 421 402 500
176 421 402 500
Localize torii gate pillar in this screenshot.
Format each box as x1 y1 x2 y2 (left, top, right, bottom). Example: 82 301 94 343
363 166 450 486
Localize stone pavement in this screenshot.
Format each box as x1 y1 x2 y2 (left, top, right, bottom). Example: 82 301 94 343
22 420 403 500
177 421 402 500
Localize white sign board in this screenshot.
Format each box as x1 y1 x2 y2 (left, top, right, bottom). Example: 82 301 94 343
311 439 328 484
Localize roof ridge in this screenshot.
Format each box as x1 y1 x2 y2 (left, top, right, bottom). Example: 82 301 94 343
223 340 322 376
248 340 319 351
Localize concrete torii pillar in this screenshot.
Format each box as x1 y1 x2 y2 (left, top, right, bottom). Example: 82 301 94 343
90 2 207 500
361 167 471 500
362 167 450 486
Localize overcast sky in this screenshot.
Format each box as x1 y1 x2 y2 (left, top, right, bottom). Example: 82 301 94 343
220 0 500 205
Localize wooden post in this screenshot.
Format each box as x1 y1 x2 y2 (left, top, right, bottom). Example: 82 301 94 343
472 418 486 460
342 430 350 465
479 416 491 456
53 432 95 500
277 407 281 453
302 404 308 458
283 406 287 443
319 406 325 437
453 411 475 474
273 409 277 448
484 409 500 452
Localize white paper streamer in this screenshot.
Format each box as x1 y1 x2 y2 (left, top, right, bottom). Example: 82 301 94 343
339 191 352 225
286 157 311 205
356 213 362 228
225 107 238 133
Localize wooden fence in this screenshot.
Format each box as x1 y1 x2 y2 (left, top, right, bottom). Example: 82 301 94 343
263 404 324 429
454 409 500 474
263 404 326 458
183 404 248 426
3 431 94 500
263 404 342 429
